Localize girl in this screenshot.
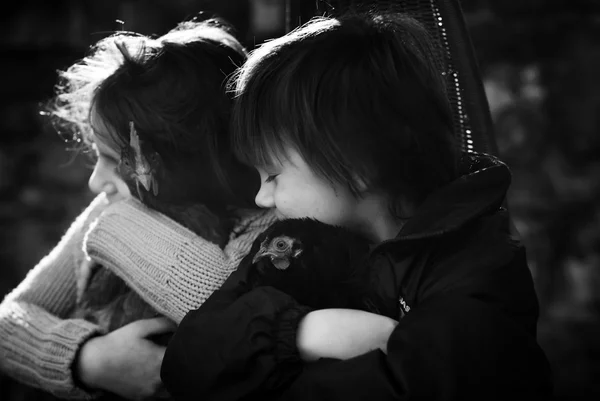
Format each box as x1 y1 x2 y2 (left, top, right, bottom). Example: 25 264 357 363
0 17 277 400
159 12 553 401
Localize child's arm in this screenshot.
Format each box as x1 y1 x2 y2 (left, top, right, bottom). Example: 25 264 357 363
160 268 551 401
84 197 278 324
297 309 398 361
160 287 397 401
0 195 106 399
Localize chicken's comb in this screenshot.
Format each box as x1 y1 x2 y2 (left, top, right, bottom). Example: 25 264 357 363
129 122 145 174
129 121 140 152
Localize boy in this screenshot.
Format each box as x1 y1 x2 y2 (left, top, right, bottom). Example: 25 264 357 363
161 12 553 400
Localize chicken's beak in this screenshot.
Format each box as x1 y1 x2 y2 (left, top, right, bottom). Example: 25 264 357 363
252 244 276 264
136 174 152 192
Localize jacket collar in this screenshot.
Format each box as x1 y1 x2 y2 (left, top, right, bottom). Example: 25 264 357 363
393 152 511 241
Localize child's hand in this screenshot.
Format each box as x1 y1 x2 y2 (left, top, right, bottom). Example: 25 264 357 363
296 309 399 362
76 317 176 399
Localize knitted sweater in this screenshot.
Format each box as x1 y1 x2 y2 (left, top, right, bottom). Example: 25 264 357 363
0 194 278 399
84 198 278 324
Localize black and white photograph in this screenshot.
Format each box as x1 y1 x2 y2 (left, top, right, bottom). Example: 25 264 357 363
1 1 598 400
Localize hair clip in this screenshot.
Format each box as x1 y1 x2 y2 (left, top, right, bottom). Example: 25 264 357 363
115 40 134 61
119 122 162 200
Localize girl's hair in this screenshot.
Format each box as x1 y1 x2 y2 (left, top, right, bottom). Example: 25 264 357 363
49 17 257 210
231 12 460 215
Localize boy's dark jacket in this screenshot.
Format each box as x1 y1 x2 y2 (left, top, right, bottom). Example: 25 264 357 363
160 153 553 401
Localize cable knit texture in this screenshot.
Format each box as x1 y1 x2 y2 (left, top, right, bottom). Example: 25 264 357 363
84 197 279 323
1 193 278 399
0 194 107 399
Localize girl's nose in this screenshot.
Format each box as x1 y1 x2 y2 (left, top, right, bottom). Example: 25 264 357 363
254 183 275 209
88 163 118 196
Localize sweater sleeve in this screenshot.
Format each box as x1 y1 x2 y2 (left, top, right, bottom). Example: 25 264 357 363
84 198 279 324
0 194 107 399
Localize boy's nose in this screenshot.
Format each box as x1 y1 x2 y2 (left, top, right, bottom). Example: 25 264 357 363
254 184 275 208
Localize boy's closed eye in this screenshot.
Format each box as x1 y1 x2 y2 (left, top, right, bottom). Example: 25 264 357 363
256 165 280 183
265 174 279 183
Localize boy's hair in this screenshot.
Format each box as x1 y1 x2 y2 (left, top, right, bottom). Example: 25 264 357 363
49 18 257 209
231 12 460 213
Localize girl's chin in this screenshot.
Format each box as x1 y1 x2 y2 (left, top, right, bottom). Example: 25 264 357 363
105 194 128 204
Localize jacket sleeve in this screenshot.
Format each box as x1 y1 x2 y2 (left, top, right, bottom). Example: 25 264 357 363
161 272 552 401
277 243 552 401
160 285 312 401
0 194 107 399
277 293 552 401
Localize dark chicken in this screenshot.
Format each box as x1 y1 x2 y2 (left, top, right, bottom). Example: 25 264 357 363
239 218 385 314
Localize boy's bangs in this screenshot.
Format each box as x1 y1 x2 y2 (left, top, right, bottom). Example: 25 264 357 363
233 85 294 169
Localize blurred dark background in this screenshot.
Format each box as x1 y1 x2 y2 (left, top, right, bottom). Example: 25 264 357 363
0 0 599 400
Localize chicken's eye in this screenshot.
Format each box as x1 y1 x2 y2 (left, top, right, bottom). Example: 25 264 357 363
274 239 288 250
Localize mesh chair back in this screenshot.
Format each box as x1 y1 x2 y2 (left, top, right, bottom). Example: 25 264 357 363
287 0 498 156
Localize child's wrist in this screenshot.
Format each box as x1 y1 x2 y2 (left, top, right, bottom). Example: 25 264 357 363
295 309 400 361
296 311 321 362
74 335 105 391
